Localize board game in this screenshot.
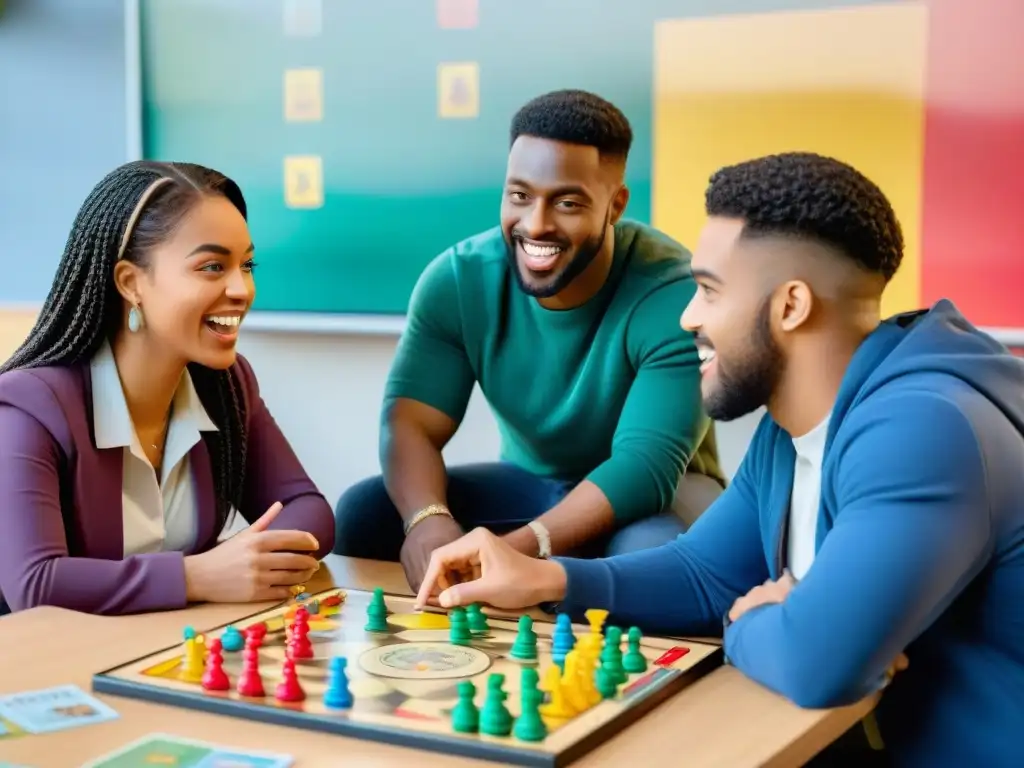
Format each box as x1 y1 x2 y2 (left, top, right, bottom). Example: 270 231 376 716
92 587 722 767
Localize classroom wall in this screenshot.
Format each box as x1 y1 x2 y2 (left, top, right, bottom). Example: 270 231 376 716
0 0 757 508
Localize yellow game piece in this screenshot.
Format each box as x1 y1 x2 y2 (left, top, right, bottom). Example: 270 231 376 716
560 651 591 713
585 608 608 635
579 632 602 659
290 584 306 596
539 664 575 719
178 637 205 683
577 646 602 707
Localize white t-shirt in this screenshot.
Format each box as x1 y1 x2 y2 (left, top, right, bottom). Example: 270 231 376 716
787 413 831 580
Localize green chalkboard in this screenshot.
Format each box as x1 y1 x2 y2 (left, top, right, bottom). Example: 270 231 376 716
137 0 835 315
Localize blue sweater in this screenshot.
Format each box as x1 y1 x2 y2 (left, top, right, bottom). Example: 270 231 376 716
557 300 1024 767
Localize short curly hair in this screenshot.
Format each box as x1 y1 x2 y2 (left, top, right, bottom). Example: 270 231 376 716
509 89 633 162
705 152 904 281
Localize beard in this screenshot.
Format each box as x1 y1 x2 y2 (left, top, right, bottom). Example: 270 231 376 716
503 210 610 299
703 297 784 422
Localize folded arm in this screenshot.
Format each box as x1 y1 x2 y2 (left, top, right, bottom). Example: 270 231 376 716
724 392 994 708
234 357 335 558
555 436 769 637
0 405 187 615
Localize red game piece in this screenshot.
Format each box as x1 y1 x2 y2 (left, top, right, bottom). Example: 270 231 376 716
201 638 230 691
236 644 265 697
246 622 267 642
274 657 306 702
288 608 314 659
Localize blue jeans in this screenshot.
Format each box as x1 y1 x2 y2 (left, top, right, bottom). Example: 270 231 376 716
333 462 697 560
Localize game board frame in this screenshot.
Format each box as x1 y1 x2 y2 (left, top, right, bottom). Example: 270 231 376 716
92 590 723 767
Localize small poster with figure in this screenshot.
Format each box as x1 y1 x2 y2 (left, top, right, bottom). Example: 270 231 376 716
284 156 324 209
437 0 478 29
284 68 323 122
283 0 321 37
437 62 479 119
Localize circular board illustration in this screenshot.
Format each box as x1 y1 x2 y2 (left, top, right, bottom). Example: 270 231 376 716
359 642 492 680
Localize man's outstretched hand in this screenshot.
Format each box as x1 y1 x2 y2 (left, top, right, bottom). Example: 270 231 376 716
413 527 568 611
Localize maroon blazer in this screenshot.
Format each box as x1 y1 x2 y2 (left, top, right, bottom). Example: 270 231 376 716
0 354 335 615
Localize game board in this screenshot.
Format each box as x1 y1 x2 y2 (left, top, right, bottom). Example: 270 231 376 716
92 587 722 767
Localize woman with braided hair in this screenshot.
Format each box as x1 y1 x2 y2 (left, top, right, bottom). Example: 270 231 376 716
0 159 334 615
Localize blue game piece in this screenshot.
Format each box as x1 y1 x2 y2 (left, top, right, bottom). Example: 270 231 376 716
296 592 311 601
183 625 196 641
324 656 353 709
220 625 244 652
551 614 575 669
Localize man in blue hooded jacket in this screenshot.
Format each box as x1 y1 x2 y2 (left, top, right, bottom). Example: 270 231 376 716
413 152 1024 767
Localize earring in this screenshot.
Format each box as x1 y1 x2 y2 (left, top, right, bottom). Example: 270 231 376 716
128 304 144 333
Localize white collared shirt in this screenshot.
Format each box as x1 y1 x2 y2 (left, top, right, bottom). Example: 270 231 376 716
90 340 219 557
787 412 831 580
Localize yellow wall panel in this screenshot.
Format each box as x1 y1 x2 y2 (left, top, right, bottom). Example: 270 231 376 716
0 310 37 362
653 3 928 316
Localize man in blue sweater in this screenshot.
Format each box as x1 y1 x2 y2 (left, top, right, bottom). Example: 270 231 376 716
413 152 1024 766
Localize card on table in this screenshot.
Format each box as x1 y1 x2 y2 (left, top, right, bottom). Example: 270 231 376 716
81 733 294 768
0 684 118 734
0 714 26 740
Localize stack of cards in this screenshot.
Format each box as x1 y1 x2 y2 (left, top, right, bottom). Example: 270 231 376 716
81 733 294 768
0 684 118 735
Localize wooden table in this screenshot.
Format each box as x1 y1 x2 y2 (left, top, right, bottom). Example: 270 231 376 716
0 556 876 768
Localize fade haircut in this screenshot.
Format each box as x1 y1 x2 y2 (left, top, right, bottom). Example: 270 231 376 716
509 89 633 163
0 160 249 533
705 152 904 282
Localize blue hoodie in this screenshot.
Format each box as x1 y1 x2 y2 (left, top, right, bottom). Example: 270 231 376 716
557 300 1024 767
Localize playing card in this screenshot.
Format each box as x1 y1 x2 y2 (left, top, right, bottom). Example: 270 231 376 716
0 684 119 734
0 715 26 740
80 733 294 768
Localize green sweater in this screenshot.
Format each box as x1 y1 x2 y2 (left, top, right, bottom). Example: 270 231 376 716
383 219 723 523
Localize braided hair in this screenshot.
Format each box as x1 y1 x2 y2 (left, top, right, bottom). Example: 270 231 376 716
0 160 249 532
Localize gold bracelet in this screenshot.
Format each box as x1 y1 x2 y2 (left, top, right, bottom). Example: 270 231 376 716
403 504 453 535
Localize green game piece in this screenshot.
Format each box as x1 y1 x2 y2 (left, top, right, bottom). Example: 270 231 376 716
510 615 538 661
600 626 627 684
513 686 547 742
449 606 472 646
451 680 479 733
623 626 648 674
480 673 512 736
364 587 389 632
466 603 489 634
596 663 618 699
521 666 539 690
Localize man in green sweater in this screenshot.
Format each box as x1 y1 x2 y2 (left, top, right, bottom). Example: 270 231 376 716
334 89 723 591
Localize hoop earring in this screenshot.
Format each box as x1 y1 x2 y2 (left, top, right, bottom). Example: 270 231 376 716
128 304 145 333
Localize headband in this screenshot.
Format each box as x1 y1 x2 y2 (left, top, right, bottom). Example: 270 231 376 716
117 177 173 260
